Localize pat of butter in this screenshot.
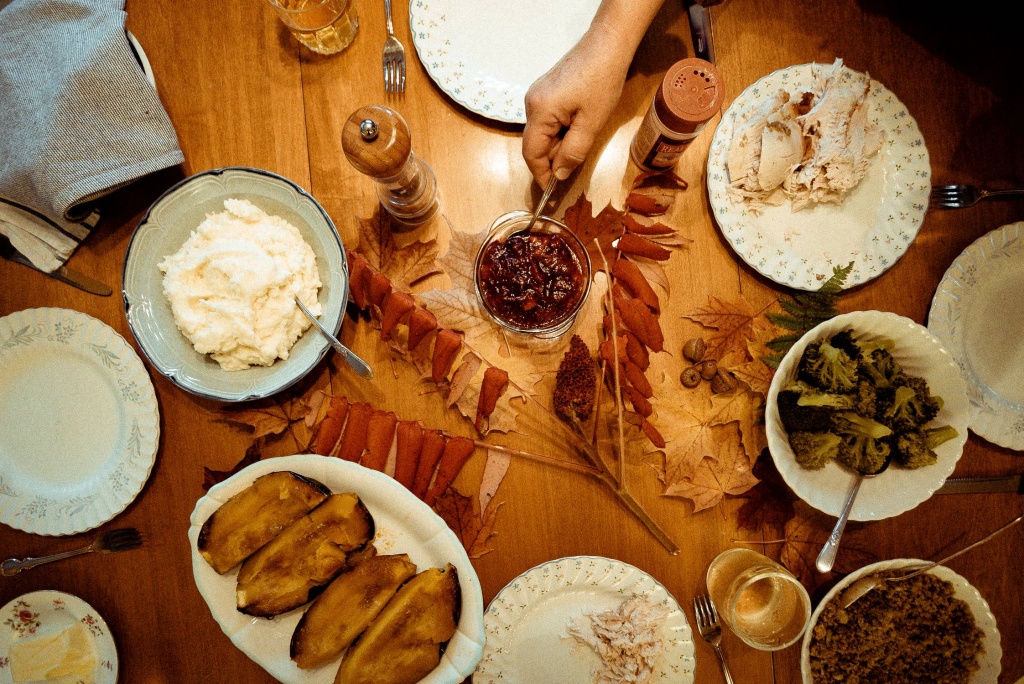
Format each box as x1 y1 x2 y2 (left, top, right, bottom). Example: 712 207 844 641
9 619 96 683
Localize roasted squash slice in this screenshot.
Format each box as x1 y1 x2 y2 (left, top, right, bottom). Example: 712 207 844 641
198 471 330 574
236 492 374 617
335 564 460 684
291 554 418 669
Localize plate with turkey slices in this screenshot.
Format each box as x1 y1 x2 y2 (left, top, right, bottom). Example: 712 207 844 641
188 454 485 684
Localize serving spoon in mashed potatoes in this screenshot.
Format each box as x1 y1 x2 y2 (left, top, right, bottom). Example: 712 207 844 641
841 512 1022 608
295 297 373 379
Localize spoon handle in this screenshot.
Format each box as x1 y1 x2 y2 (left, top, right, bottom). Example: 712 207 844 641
816 476 863 573
523 176 557 233
295 298 374 379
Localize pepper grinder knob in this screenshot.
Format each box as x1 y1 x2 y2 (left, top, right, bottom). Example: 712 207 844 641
343 105 439 226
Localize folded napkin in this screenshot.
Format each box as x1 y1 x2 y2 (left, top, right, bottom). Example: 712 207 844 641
0 0 184 272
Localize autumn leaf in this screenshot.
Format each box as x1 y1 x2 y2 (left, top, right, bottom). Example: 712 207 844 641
560 194 622 273
736 452 797 532
662 424 758 511
447 351 483 407
356 211 442 290
433 487 503 559
219 398 307 440
779 501 879 592
479 448 511 512
632 169 688 191
203 443 262 490
684 295 771 364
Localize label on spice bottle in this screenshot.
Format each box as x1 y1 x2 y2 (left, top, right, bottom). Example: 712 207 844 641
630 103 703 170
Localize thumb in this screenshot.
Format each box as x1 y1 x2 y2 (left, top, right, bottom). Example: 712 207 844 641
551 119 599 180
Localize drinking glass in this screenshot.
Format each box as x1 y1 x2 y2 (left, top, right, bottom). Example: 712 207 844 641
705 548 811 650
265 0 358 55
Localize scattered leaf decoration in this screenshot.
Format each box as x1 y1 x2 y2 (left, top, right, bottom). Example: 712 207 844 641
762 261 853 368
662 424 758 512
218 395 313 441
684 295 771 366
736 451 797 532
203 443 262 491
561 195 623 272
479 449 511 512
433 487 503 559
779 501 878 593
356 210 442 290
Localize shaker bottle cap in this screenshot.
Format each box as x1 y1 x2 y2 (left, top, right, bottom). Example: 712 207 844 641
655 58 725 134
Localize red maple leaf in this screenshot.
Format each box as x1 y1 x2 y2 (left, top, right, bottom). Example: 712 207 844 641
560 194 622 273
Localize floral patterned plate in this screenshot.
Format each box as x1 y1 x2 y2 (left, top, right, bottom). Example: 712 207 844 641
0 590 117 683
409 0 600 124
473 556 695 683
707 63 930 291
0 308 159 535
928 222 1024 450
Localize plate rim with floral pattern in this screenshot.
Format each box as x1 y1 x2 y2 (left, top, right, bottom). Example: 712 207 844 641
706 62 930 291
799 559 1001 683
928 221 1024 450
0 308 159 536
473 555 696 683
0 589 118 683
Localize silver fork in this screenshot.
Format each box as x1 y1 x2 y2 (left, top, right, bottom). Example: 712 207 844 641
382 0 406 94
693 593 735 684
1 528 142 576
930 184 1024 209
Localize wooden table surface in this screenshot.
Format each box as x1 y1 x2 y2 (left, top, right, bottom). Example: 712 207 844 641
2 0 1022 681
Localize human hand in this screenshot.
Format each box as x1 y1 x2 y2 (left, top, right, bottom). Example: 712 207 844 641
522 25 634 187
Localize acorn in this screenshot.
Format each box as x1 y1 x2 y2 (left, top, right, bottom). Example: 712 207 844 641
698 359 718 380
711 369 738 394
680 366 701 388
682 338 707 364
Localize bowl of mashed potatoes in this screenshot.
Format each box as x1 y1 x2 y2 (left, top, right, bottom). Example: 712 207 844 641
123 167 348 402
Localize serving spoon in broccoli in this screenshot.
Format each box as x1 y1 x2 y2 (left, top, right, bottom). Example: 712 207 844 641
815 450 892 573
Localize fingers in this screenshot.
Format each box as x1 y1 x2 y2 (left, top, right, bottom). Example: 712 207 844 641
522 116 555 186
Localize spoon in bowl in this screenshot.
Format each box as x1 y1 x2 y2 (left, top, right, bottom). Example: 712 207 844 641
815 455 892 573
840 512 1023 609
295 297 373 379
515 176 558 237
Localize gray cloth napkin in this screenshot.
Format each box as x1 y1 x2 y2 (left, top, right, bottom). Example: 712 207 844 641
0 0 184 272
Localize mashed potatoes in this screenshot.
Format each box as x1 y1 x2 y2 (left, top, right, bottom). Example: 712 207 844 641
160 198 322 371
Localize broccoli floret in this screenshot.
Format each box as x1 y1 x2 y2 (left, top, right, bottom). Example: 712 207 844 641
855 336 896 356
788 431 843 469
828 330 862 360
925 424 959 450
893 430 938 469
858 348 904 388
832 411 893 474
855 380 878 418
879 382 942 432
777 382 855 432
798 341 860 393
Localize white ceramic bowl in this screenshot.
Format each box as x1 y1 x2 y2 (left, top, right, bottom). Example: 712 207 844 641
765 310 969 520
800 559 1001 683
188 454 485 684
122 167 348 402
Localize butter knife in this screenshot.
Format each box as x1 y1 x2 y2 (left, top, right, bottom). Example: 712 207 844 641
685 0 723 64
0 234 112 297
937 474 1023 495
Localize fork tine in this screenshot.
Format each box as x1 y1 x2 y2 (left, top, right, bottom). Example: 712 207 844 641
399 61 406 93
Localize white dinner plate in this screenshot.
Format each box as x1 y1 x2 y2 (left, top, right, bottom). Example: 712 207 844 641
473 556 696 684
409 0 600 124
123 167 348 402
0 590 118 684
928 222 1024 450
707 63 930 290
126 30 156 88
766 311 969 521
800 559 1001 683
188 454 485 684
0 308 159 536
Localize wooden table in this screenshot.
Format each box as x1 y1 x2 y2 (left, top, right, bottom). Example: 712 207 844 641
2 0 1022 681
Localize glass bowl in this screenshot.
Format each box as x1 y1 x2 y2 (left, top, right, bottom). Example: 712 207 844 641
474 210 591 338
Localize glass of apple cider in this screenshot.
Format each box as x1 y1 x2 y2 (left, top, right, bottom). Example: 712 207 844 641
265 0 358 55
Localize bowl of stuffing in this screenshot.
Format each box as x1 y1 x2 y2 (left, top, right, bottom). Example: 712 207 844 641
765 310 969 521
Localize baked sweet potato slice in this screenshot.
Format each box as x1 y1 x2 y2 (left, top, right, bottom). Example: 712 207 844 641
197 471 330 574
236 493 374 617
335 564 460 684
291 554 418 669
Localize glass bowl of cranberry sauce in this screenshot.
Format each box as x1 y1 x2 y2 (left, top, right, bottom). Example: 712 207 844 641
474 210 592 338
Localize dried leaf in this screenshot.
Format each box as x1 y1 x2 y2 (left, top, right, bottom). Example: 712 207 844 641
625 191 672 216
560 194 622 273
628 257 670 294
736 452 797 532
203 443 261 490
219 398 309 440
663 424 758 511
433 487 502 559
447 352 483 407
479 448 511 512
684 295 765 363
780 501 878 593
632 169 688 191
357 212 442 290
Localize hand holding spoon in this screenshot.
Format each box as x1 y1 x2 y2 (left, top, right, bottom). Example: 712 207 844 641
295 297 373 379
816 455 891 573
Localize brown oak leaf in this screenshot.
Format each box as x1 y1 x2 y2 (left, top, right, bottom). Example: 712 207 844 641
736 452 797 532
684 295 770 365
780 501 879 593
356 211 442 290
662 424 758 511
203 443 262 490
219 398 308 440
561 194 622 273
433 487 503 559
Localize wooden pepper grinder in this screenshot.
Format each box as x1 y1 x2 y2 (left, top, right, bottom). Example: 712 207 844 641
342 105 439 228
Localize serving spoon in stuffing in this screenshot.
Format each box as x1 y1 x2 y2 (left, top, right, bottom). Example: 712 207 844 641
816 455 891 573
840 512 1023 609
295 297 373 379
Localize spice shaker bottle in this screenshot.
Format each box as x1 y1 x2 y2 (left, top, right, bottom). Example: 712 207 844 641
629 58 725 171
342 104 439 228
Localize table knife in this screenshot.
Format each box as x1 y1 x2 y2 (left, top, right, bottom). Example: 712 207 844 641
684 0 723 64
0 234 112 296
937 474 1023 495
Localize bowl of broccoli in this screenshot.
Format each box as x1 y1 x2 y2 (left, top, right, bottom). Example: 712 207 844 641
766 310 969 521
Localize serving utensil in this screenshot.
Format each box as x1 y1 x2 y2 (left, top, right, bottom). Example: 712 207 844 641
2 528 142 576
518 176 557 236
840 512 1023 609
295 297 373 379
382 0 406 93
693 593 734 684
816 456 892 573
930 184 1024 209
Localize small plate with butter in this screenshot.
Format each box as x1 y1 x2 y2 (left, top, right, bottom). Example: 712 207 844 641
0 590 117 683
